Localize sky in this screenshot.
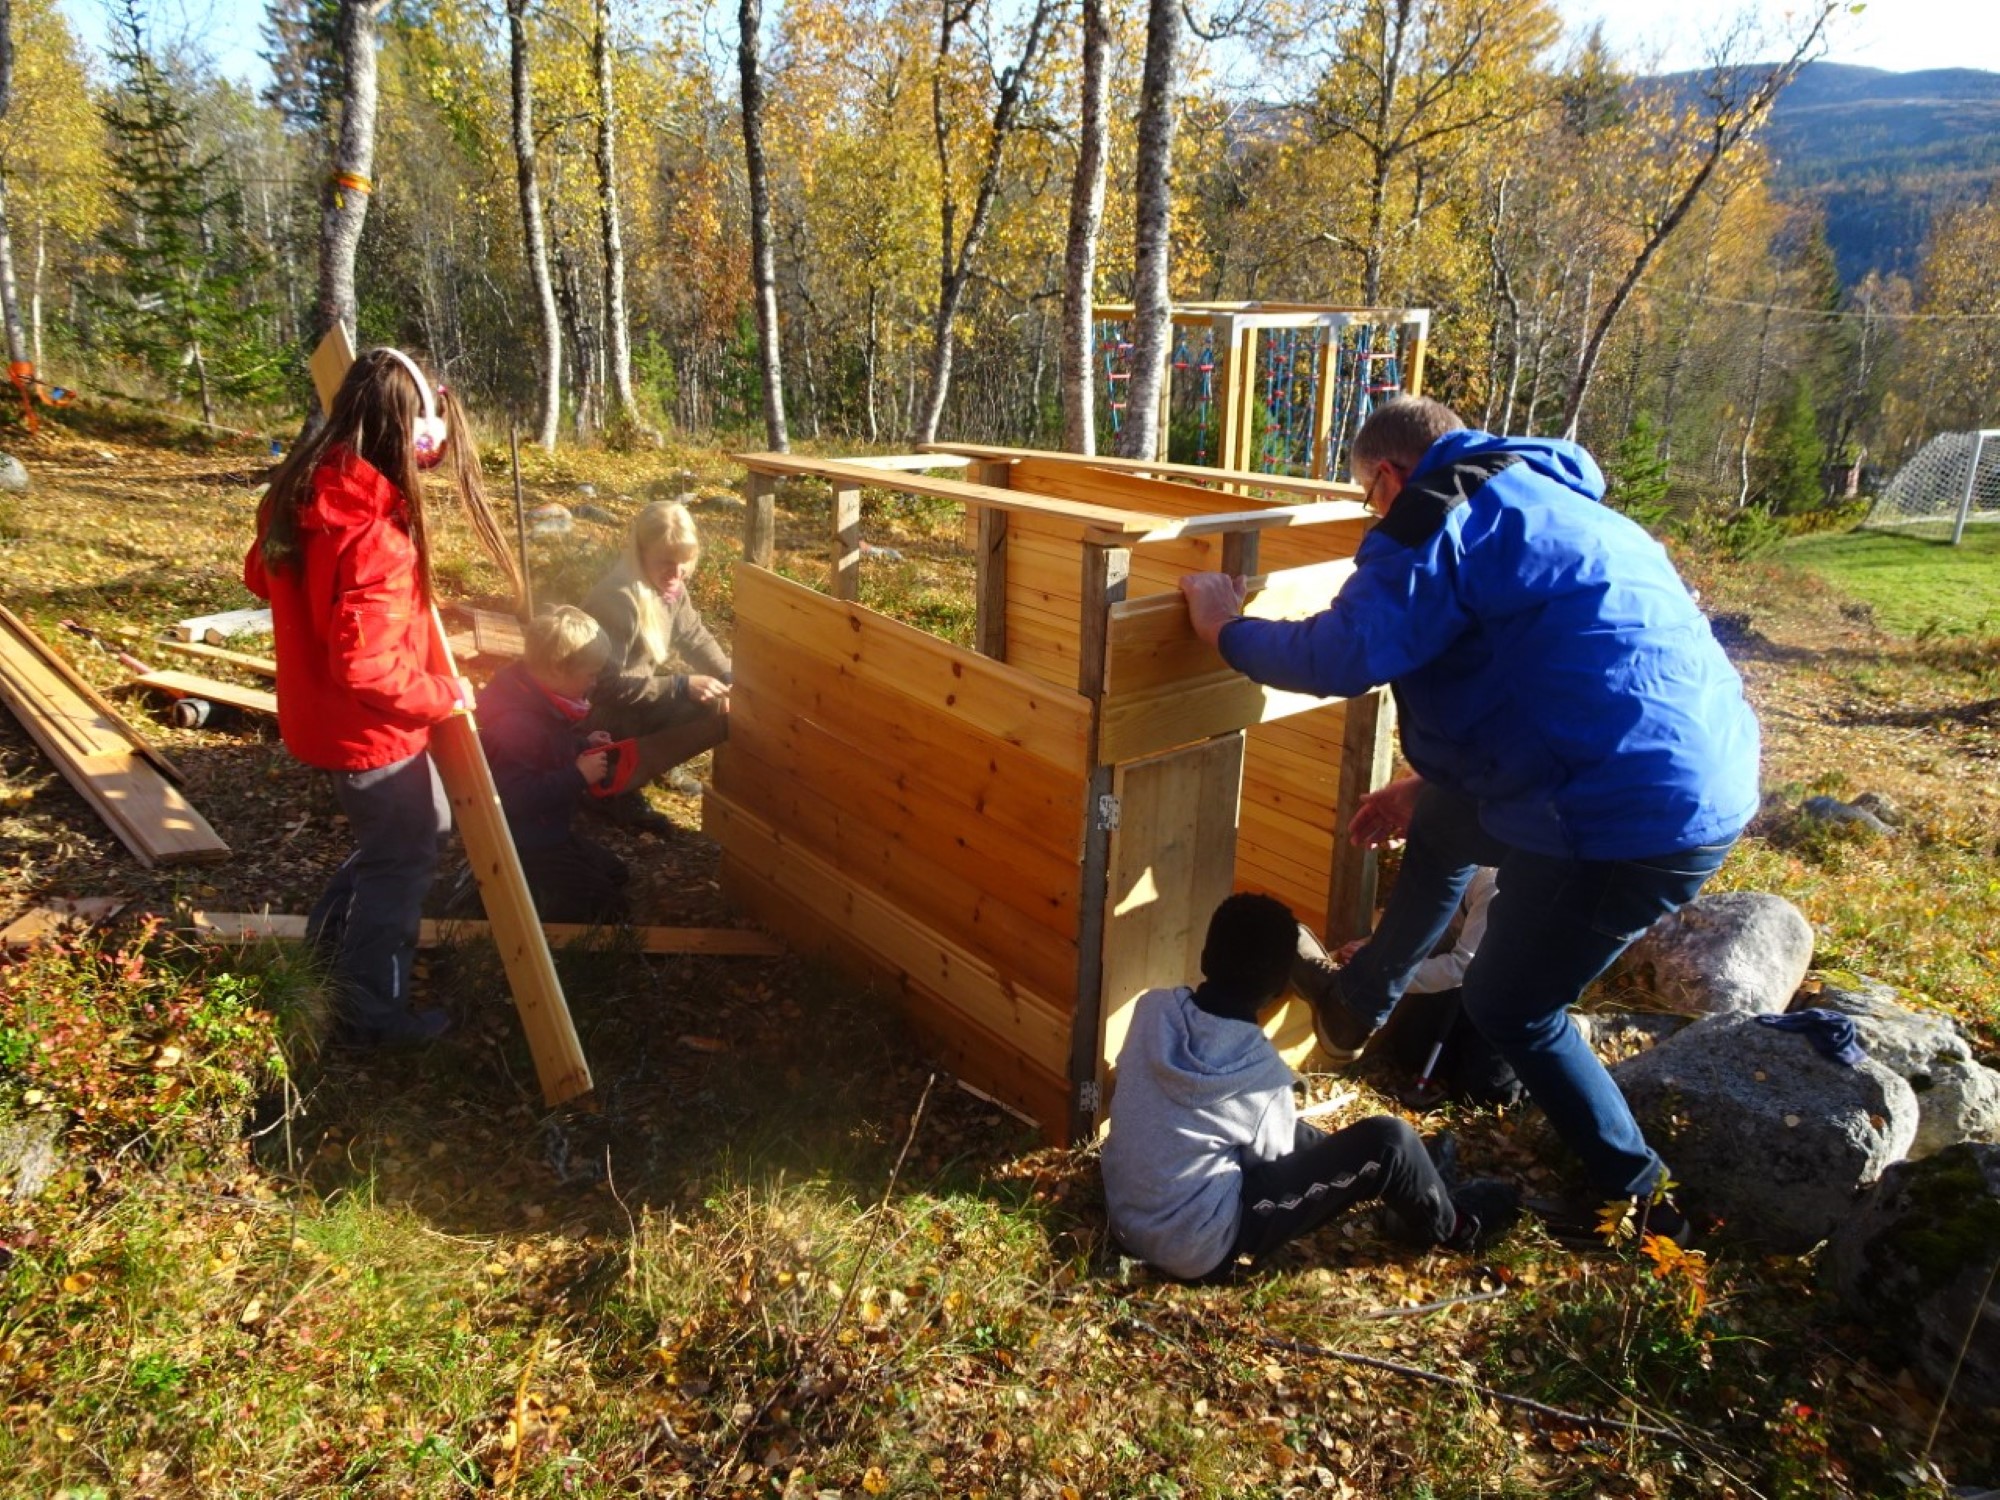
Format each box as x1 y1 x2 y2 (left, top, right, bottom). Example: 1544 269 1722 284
55 0 2000 92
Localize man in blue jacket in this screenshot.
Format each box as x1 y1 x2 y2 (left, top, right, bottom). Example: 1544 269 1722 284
1180 397 1761 1237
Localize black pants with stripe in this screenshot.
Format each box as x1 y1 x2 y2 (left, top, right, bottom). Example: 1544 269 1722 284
1212 1116 1454 1277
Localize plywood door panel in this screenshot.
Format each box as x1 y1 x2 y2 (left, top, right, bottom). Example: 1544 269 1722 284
1096 735 1246 1111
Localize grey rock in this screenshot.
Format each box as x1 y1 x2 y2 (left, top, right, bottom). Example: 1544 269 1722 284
573 503 618 526
0 1112 61 1202
1809 973 1972 1079
1911 1060 2000 1160
1620 891 1815 1017
527 503 574 537
1824 1144 2000 1405
1801 794 1896 837
576 482 597 497
0 453 28 493
1613 1012 1918 1250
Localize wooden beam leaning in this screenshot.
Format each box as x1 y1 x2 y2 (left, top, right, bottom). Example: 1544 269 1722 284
424 608 592 1106
189 911 783 956
1067 539 1129 1142
1324 687 1396 945
745 472 777 569
829 483 862 602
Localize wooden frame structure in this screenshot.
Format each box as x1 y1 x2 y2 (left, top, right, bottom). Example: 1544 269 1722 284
718 446 1396 1143
1092 302 1430 479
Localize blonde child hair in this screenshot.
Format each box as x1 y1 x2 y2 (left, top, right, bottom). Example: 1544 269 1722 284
523 605 613 679
621 501 702 664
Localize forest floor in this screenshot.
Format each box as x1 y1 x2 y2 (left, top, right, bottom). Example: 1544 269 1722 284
0 408 1997 1498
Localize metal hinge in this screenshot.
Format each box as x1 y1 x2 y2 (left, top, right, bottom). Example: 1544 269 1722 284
1076 1080 1101 1114
1096 793 1121 832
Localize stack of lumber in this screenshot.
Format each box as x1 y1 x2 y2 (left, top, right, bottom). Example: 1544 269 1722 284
0 605 229 867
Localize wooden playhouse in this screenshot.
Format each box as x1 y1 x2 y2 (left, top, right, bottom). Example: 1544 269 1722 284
705 445 1395 1143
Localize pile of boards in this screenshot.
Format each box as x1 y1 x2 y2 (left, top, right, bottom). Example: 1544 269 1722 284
0 604 229 866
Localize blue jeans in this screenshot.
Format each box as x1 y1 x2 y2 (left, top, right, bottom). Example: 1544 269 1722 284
1335 785 1733 1198
307 750 451 1035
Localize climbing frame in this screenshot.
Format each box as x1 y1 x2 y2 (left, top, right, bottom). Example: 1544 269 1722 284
719 447 1392 1143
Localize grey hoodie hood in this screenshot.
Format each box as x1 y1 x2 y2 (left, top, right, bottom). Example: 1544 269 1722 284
1101 987 1298 1279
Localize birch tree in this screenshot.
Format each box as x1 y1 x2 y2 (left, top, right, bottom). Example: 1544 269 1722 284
508 0 563 449
739 0 788 450
1059 0 1108 453
1116 0 1178 460
316 0 387 362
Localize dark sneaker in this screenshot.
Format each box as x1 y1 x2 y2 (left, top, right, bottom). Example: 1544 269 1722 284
595 791 675 838
1425 1131 1462 1191
1291 923 1375 1064
333 1007 453 1050
1445 1178 1523 1250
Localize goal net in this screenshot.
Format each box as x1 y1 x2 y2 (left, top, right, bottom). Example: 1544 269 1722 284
1863 430 2000 543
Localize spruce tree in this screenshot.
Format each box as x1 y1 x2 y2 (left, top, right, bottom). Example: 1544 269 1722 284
98 0 273 424
1755 380 1828 516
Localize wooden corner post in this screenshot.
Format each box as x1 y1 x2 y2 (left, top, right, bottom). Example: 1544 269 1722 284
1325 687 1396 946
1067 540 1129 1142
829 482 862 601
971 459 1010 661
746 472 777 569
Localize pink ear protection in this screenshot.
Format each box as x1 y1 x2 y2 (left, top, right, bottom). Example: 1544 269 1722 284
378 348 450 469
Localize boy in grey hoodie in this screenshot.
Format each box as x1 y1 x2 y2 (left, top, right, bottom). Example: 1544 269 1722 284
1101 893 1519 1281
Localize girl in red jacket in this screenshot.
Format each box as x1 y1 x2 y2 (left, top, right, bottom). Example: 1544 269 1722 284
245 348 520 1045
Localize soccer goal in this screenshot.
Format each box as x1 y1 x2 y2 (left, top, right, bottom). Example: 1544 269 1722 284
1863 430 2000 544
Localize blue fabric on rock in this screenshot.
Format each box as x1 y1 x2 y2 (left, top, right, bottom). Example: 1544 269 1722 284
1754 1008 1867 1068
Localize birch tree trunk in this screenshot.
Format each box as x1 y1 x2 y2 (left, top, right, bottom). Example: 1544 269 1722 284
738 0 788 452
1059 0 1109 454
593 0 644 434
508 0 562 450
1118 0 1179 461
316 0 386 374
0 0 25 373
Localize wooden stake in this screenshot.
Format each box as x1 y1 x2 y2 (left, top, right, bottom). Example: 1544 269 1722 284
1068 539 1129 1142
746 472 776 568
1325 687 1395 944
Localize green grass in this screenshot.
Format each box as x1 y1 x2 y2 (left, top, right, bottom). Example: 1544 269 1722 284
1783 523 2000 637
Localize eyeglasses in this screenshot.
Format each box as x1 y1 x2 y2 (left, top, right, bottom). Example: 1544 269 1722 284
1361 465 1400 514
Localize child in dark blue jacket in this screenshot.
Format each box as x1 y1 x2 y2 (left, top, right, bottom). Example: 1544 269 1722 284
476 606 631 924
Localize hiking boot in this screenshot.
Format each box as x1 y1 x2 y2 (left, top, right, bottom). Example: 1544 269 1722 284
594 790 675 838
1445 1178 1523 1250
1291 923 1376 1064
333 1007 454 1050
1424 1131 1462 1191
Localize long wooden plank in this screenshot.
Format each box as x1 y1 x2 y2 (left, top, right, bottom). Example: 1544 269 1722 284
923 442 1369 502
132 669 278 717
112 630 278 678
1103 560 1356 696
0 604 183 781
174 606 272 644
0 629 228 866
706 791 1071 1077
188 911 783 955
714 739 1078 1005
2 897 127 950
425 609 591 1106
1097 675 1333 765
729 619 1085 857
732 564 1090 774
735 452 1170 540
717 851 1069 1138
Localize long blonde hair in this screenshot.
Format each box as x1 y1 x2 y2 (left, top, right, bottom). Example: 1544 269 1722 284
622 500 702 663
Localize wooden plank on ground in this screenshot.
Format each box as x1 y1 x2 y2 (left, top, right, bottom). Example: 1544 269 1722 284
705 791 1072 1077
2 897 127 950
174 607 272 644
732 563 1090 774
0 616 228 866
0 605 182 781
131 669 278 717
113 630 276 678
188 912 783 955
425 608 591 1106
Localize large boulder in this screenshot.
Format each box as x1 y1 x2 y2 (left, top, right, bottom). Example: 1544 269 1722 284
1612 1012 1918 1250
0 1111 61 1203
1619 892 1815 1017
1808 973 1996 1158
0 452 27 494
1824 1144 2000 1406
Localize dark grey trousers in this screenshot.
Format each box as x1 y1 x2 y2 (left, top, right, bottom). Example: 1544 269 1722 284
306 750 450 1033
